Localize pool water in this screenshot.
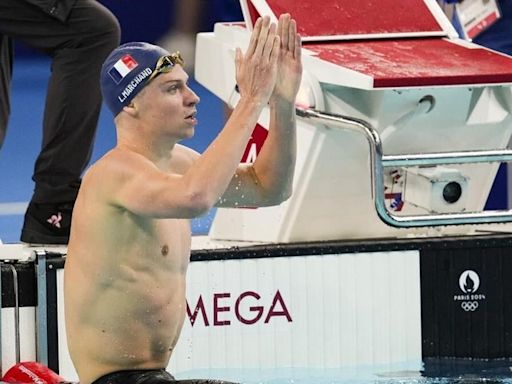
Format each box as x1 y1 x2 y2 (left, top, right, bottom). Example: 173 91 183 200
174 359 512 384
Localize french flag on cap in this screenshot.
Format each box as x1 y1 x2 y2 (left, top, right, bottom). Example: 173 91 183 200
108 54 138 84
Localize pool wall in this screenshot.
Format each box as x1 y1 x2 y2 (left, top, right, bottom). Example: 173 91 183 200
1 234 511 381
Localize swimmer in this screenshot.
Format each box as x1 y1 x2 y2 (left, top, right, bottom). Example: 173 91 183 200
63 14 302 384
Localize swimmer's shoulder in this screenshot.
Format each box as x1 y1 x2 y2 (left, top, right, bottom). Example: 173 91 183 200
79 149 160 212
82 145 201 185
79 149 151 200
85 148 155 179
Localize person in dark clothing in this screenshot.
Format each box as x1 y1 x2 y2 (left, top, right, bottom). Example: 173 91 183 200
472 0 512 55
0 0 120 244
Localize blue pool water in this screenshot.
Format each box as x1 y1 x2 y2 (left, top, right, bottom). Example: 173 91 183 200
173 359 512 384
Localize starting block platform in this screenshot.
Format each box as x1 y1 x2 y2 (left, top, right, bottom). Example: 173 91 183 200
195 0 512 242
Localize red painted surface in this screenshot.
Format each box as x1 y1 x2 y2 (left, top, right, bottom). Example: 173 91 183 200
255 0 443 36
247 0 260 28
241 123 268 162
306 38 512 87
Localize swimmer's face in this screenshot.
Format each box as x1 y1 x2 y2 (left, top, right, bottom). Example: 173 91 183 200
134 64 200 140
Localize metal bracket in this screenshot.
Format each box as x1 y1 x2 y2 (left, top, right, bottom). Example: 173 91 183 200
296 107 512 227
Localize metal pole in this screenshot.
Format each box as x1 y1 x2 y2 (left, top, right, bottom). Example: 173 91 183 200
35 251 48 366
6 264 20 364
382 150 512 167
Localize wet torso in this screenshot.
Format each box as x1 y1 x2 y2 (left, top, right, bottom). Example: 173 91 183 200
64 154 192 384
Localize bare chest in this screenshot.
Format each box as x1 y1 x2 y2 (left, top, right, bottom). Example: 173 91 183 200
141 218 192 271
101 215 193 279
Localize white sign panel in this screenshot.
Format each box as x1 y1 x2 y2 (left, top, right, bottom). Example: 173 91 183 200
172 250 422 377
455 0 501 40
56 250 421 382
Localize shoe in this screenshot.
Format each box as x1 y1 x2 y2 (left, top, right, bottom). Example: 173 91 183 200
20 201 73 245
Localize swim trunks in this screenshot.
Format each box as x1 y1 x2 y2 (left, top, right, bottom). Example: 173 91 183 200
91 369 239 384
91 369 175 384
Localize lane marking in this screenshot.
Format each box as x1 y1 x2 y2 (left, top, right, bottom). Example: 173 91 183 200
0 202 28 215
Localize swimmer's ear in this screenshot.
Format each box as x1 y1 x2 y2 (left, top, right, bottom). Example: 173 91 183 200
122 101 138 117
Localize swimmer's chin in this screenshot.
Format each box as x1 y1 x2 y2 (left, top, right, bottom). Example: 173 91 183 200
181 126 195 139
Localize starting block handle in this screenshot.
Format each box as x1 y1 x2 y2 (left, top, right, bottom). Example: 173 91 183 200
296 107 512 227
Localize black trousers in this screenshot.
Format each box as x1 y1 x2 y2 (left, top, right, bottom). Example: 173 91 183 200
0 0 120 203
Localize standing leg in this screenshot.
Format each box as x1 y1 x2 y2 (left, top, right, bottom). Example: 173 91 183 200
33 0 120 204
0 0 120 244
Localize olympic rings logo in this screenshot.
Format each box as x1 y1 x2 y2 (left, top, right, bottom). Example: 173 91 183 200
461 301 479 311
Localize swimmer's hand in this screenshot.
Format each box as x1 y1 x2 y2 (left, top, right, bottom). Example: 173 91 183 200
271 13 302 104
235 16 280 107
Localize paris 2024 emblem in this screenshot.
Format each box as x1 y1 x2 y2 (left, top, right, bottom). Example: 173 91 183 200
453 270 486 312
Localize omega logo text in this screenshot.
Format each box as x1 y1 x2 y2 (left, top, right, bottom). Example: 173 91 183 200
187 290 292 327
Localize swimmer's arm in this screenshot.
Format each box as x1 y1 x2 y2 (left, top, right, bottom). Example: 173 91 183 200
218 14 302 208
253 97 297 202
216 98 296 208
106 152 205 218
